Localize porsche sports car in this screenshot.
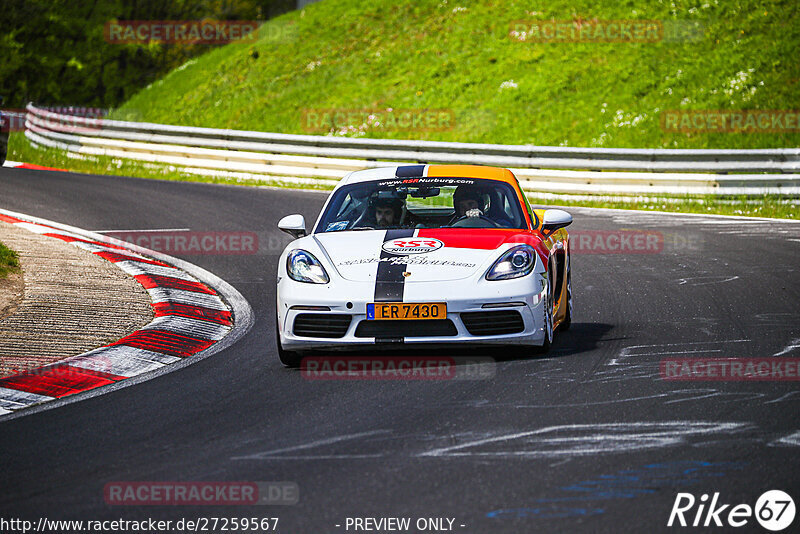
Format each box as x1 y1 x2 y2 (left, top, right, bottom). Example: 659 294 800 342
275 164 573 367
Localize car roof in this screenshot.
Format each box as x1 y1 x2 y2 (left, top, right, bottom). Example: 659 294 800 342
338 164 520 188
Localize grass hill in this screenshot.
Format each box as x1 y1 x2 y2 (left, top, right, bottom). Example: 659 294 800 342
113 0 800 149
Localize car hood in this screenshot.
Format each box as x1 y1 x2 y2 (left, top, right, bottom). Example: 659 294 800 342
313 228 545 283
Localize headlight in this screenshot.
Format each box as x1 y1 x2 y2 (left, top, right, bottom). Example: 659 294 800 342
286 249 329 284
486 245 536 281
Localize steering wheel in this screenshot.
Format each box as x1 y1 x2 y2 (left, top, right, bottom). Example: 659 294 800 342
349 207 373 229
449 215 501 228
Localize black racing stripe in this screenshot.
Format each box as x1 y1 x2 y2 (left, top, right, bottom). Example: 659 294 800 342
395 165 426 178
373 228 415 343
374 229 415 302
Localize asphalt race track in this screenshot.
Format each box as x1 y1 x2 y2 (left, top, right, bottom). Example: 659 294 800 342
1 167 799 533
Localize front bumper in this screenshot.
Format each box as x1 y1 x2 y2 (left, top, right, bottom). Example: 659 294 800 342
277 275 548 351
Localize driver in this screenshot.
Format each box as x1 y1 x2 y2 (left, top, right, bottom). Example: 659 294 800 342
452 185 486 220
370 196 405 228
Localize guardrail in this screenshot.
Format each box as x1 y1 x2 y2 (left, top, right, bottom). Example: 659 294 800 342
24 103 800 195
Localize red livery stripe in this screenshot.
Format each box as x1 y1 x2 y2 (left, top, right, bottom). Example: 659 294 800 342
111 330 214 358
152 302 233 326
417 228 550 263
134 274 216 294
416 229 526 249
0 364 125 398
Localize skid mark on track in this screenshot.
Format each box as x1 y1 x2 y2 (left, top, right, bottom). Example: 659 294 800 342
514 389 774 408
418 421 751 458
774 338 800 356
449 387 800 410
752 313 800 333
607 340 750 366
676 275 740 286
471 338 799 408
549 340 743 386
603 212 800 239
586 340 752 385
227 423 799 463
231 430 391 460
663 389 766 405
765 391 800 404
770 431 800 447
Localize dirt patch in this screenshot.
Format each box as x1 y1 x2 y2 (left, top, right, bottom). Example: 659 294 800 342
0 272 25 320
0 270 24 320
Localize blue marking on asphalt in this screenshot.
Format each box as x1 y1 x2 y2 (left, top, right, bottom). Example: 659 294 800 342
486 461 748 519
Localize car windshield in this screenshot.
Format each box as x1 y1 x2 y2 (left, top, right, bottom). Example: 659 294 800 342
316 177 528 232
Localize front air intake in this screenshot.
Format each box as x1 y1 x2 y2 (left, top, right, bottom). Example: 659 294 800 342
461 310 524 336
293 314 352 338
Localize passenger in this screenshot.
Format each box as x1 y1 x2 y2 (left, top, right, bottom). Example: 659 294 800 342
451 185 513 227
452 186 485 219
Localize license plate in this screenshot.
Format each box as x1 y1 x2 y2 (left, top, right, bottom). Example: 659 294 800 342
367 302 446 320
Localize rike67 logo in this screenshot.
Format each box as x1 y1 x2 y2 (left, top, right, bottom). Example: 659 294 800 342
668 490 795 531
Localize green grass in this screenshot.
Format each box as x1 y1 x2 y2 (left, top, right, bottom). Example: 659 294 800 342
11 0 798 220
111 0 800 149
9 133 798 219
0 241 20 278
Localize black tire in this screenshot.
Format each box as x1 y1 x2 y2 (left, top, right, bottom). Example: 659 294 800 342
560 255 573 331
535 272 554 354
276 316 303 368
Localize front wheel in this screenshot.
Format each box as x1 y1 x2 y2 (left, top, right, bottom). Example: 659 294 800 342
560 256 572 331
535 275 554 354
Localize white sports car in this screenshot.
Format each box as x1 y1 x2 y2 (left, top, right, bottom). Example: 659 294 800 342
275 164 573 367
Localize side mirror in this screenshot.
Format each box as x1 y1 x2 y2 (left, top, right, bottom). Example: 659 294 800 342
278 214 306 238
542 209 572 234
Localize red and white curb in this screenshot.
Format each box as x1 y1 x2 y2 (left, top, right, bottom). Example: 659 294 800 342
0 208 253 420
2 160 68 172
